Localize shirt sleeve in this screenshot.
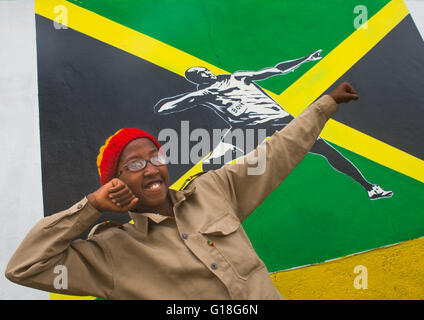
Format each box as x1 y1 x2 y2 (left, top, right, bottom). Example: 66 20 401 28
5 197 114 299
211 95 339 222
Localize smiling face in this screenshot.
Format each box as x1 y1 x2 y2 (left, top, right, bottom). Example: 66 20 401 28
116 138 170 212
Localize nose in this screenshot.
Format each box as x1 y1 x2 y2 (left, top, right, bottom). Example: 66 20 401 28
143 161 160 176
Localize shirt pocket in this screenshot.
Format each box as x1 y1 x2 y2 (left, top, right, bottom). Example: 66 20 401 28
199 212 263 280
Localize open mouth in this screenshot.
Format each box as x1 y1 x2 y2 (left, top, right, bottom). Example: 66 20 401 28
143 180 163 192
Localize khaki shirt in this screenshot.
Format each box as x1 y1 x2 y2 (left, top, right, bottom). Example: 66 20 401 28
5 95 338 299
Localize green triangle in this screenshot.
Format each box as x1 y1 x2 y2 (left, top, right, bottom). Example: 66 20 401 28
242 141 424 272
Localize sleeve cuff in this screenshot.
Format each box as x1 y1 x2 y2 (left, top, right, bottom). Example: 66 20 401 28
74 197 103 227
315 94 339 119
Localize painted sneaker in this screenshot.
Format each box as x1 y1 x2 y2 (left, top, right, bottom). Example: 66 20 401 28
368 184 394 200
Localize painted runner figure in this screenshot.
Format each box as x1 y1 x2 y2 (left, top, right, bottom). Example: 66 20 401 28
154 50 393 200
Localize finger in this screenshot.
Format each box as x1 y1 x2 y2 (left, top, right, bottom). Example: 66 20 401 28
111 178 122 187
126 197 139 211
348 93 359 100
112 192 134 204
340 81 351 90
116 195 138 209
109 185 132 197
109 181 126 193
118 195 137 208
109 188 133 202
340 82 349 90
345 83 357 95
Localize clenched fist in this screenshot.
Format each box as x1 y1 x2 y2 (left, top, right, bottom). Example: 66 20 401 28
329 82 359 104
87 178 139 213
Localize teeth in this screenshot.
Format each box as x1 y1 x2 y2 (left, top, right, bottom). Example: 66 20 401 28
148 182 161 190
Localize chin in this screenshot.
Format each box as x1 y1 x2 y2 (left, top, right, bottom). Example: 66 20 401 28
140 190 169 209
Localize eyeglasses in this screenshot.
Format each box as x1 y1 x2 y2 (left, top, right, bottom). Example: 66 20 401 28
119 154 167 174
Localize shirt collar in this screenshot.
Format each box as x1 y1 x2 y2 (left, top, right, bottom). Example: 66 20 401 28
128 186 196 237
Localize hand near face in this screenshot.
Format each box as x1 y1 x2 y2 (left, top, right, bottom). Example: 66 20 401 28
329 82 359 104
87 178 139 213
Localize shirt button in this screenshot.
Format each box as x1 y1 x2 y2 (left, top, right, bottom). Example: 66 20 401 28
211 263 218 270
182 233 188 240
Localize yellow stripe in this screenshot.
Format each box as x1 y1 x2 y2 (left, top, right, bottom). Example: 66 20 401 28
35 0 423 183
267 91 424 183
321 119 424 182
50 293 95 300
35 0 227 78
271 236 424 299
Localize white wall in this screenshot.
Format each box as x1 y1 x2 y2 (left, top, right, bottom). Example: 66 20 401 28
405 0 424 39
0 0 47 299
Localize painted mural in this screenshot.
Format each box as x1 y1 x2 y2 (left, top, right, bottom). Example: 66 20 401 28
32 0 424 299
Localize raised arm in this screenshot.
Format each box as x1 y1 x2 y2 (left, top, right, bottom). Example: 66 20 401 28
211 82 358 222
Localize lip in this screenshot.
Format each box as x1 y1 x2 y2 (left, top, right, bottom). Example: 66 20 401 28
143 179 164 192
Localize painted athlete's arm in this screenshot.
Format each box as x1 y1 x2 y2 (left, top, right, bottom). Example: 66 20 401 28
154 89 210 114
233 50 323 81
233 67 284 82
233 59 308 81
274 50 322 74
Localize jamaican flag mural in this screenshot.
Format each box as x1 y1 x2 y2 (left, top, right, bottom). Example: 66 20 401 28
34 0 424 299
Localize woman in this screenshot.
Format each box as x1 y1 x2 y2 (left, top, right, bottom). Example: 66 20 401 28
5 83 358 299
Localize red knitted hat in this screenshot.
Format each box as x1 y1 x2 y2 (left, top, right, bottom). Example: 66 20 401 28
97 128 161 185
